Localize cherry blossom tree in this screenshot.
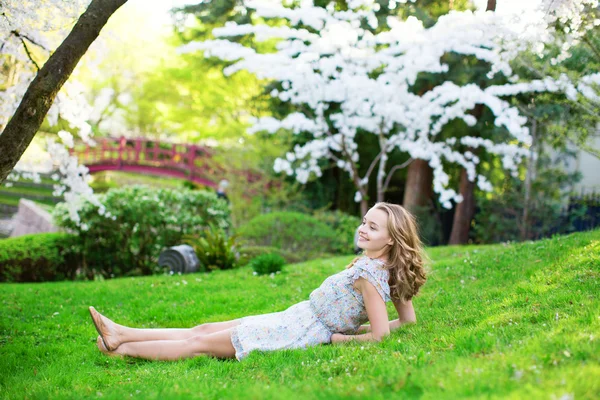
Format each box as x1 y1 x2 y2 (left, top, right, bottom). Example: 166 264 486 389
0 0 128 222
0 0 128 177
180 0 599 216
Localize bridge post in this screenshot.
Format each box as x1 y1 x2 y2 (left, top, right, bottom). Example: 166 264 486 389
134 139 141 163
118 136 125 169
171 143 177 169
188 145 196 181
83 143 90 164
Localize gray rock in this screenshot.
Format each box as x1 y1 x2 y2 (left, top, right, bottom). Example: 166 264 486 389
9 199 58 237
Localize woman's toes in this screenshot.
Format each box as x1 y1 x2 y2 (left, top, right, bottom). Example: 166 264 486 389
89 306 119 351
96 336 110 354
96 336 122 358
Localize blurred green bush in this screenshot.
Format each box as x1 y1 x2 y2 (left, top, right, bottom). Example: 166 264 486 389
54 186 230 278
237 211 338 261
0 233 81 282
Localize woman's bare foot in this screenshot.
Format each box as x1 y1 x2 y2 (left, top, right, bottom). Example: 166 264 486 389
96 336 122 357
89 306 121 351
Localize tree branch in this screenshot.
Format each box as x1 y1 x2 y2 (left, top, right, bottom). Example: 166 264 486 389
15 34 40 71
326 130 365 196
10 30 49 51
582 35 600 63
514 56 599 115
382 158 413 193
363 150 383 182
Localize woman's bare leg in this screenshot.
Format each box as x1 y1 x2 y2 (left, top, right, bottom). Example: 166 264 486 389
89 306 241 350
110 329 237 360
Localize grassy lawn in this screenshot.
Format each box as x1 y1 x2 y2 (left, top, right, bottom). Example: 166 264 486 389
0 185 55 197
0 230 598 399
0 179 59 209
90 171 191 191
0 171 190 209
0 194 57 208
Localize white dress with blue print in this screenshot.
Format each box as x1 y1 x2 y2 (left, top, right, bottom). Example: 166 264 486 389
230 256 391 360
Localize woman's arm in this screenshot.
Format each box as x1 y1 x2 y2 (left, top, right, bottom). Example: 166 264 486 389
331 277 389 343
355 299 417 333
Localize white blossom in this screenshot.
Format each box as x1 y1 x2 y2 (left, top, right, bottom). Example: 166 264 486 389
179 1 597 208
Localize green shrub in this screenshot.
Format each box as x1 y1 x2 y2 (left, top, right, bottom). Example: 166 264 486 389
472 158 581 243
53 186 231 278
312 210 360 254
250 253 285 275
0 233 81 282
183 225 240 272
238 245 303 265
236 212 338 260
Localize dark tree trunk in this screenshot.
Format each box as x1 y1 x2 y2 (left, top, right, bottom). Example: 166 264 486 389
402 159 433 214
448 168 477 244
521 118 537 241
360 198 368 217
448 0 497 244
0 0 128 183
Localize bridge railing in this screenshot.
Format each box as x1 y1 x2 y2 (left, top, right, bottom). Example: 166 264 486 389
73 137 223 187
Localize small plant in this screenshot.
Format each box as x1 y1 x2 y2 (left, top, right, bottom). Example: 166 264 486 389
184 225 241 272
249 253 286 276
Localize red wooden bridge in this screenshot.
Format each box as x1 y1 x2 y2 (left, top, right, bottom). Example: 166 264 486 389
73 137 224 188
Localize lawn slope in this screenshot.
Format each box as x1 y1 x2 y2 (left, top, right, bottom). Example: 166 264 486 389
0 230 598 399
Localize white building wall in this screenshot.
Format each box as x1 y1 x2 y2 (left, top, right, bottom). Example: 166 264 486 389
573 132 600 195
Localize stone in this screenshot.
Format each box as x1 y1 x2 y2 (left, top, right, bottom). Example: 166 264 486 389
9 199 58 237
158 244 200 274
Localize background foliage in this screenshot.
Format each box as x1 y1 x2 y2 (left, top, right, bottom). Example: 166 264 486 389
53 186 230 278
237 211 340 261
0 233 81 282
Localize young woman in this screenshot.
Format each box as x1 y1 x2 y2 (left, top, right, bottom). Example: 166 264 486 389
90 202 427 361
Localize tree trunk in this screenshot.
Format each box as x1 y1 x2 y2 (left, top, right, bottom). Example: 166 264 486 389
360 198 368 217
402 159 433 213
448 168 477 244
448 0 497 244
0 0 128 183
521 118 537 241
376 135 388 203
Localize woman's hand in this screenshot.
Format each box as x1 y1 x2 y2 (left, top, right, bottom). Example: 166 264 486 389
330 333 346 344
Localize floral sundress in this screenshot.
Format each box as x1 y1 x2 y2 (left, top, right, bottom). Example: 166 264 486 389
230 256 391 361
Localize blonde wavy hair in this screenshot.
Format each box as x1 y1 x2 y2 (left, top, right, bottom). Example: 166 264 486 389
349 202 427 302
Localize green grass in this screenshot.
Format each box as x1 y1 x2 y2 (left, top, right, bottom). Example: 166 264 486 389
0 230 598 399
0 194 57 208
0 171 189 209
0 184 55 197
0 180 59 209
90 171 190 191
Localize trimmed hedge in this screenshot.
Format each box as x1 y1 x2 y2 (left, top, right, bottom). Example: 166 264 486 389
237 212 338 260
0 233 81 282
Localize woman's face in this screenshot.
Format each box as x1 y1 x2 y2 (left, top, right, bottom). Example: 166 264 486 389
357 208 392 254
